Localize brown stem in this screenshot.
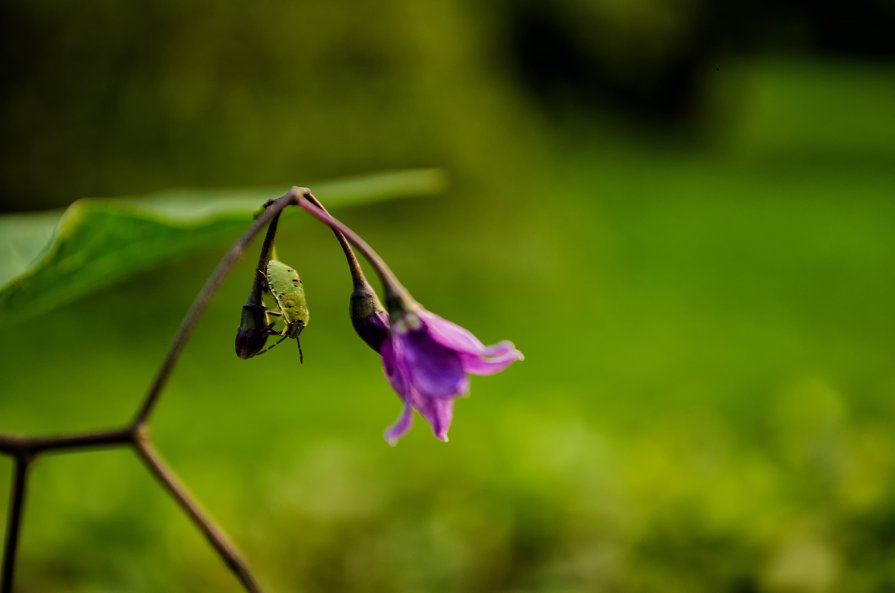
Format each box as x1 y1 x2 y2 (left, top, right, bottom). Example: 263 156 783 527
302 193 370 292
0 428 133 457
133 438 261 593
254 207 282 274
296 194 417 309
2 458 29 593
238 207 284 347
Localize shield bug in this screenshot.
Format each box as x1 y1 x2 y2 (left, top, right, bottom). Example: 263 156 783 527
260 259 310 363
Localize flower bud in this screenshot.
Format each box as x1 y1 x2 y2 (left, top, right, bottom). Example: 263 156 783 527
350 285 390 353
235 303 270 359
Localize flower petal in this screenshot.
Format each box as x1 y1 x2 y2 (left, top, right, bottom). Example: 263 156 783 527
418 311 489 355
381 337 410 401
400 327 469 398
384 403 414 445
460 344 524 375
478 340 522 357
412 393 454 441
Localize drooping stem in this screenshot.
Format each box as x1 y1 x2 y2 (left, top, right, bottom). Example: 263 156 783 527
296 194 417 311
134 438 261 593
254 207 283 279
2 458 29 593
238 207 284 336
302 193 371 293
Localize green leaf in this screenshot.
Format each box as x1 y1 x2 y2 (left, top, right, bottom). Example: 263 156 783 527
0 169 445 321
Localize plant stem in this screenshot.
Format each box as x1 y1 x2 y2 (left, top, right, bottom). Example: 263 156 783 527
238 207 283 353
134 438 261 593
2 458 29 593
296 194 417 311
0 428 133 456
302 193 371 293
255 208 282 273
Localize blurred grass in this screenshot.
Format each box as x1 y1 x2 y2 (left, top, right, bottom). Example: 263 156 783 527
1 56 895 592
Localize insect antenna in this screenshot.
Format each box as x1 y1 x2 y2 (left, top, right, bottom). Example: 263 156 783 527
296 337 304 365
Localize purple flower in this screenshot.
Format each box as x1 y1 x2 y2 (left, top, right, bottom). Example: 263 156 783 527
382 308 523 444
294 193 523 445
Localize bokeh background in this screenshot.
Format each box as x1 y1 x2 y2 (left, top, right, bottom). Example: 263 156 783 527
2 1 895 591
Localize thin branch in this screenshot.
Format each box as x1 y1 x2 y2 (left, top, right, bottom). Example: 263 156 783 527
0 428 133 457
296 194 416 307
132 189 301 426
0 438 25 458
238 205 284 328
302 193 370 292
254 207 283 274
2 458 29 593
133 438 261 593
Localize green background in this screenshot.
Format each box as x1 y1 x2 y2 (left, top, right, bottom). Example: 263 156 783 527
2 1 894 591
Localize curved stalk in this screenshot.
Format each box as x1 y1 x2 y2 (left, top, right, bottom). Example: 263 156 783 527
302 193 371 293
296 193 417 311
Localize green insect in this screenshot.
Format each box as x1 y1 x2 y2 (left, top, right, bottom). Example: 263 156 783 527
262 259 310 361
256 259 310 362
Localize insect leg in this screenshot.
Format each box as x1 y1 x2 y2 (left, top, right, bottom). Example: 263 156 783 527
255 334 290 356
